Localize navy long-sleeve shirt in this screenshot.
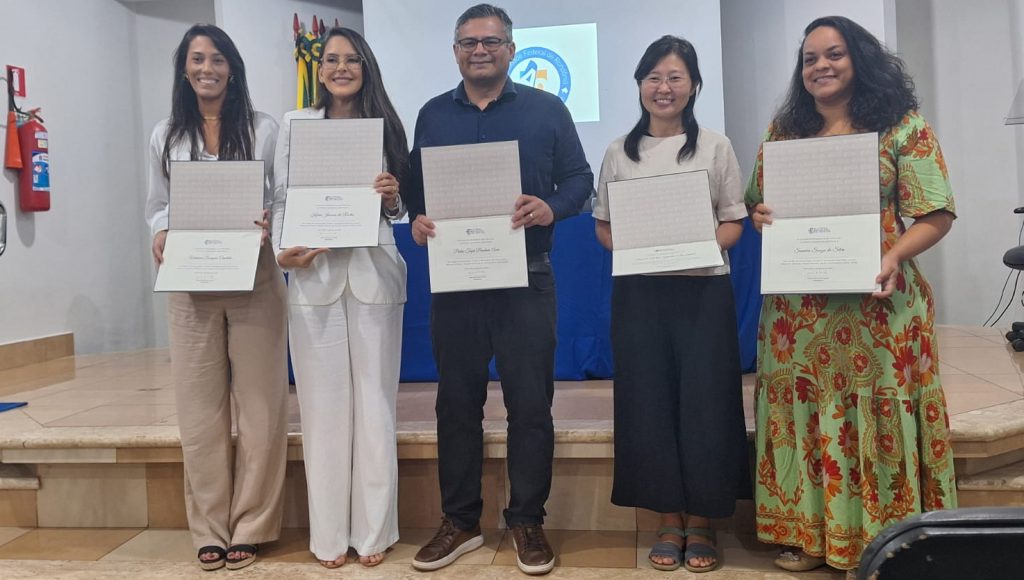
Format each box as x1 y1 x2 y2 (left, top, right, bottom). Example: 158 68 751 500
405 78 594 257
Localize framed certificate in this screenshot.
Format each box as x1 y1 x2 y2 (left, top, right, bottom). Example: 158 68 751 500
422 141 527 292
154 161 265 292
155 230 262 292
760 133 881 294
427 216 528 293
281 118 384 248
280 187 380 248
607 170 723 276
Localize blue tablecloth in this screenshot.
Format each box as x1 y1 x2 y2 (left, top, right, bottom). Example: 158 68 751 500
394 212 762 382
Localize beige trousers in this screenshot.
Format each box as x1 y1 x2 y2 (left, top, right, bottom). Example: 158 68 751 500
167 247 289 549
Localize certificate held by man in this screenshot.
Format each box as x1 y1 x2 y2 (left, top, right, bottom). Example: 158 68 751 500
154 161 265 292
281 118 383 248
760 132 881 294
421 140 527 293
607 170 724 276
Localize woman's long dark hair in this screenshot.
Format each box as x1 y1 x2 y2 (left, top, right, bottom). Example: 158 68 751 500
162 24 255 177
314 27 410 184
773 16 918 138
624 35 703 163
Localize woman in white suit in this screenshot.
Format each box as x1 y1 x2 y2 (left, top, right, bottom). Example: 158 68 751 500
271 27 409 568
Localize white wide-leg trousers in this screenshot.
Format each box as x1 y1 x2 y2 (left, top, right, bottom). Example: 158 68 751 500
289 291 403 559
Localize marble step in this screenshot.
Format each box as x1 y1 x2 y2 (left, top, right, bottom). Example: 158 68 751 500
959 460 1024 492
0 464 38 491
957 459 1024 507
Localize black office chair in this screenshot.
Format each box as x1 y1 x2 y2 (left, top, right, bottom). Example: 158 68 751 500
857 507 1024 580
1003 206 1024 350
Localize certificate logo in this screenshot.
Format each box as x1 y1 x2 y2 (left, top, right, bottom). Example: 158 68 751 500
510 47 571 103
808 227 832 235
465 228 486 236
204 239 223 246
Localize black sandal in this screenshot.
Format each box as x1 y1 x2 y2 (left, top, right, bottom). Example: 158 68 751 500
225 543 258 570
197 545 226 571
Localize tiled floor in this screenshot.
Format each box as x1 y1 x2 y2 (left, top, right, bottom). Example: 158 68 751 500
1 326 1020 437
0 525 845 578
1 324 1022 578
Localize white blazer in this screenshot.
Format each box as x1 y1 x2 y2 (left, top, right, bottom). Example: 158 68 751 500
271 107 407 306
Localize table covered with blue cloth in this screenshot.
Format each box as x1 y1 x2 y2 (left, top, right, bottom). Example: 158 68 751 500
393 212 762 382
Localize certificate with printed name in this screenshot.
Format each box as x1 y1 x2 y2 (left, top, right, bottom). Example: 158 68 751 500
280 187 380 248
282 118 384 248
155 161 265 292
427 216 528 293
422 141 527 292
760 132 881 294
155 230 262 292
607 170 723 276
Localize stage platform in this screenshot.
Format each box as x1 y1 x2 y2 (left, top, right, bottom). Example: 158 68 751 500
0 325 1021 576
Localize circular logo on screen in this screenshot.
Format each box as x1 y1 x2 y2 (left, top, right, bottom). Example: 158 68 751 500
510 47 571 102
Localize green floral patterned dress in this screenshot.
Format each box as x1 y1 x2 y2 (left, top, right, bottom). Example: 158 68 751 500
744 111 958 569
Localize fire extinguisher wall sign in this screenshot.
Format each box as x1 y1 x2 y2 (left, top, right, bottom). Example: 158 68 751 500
17 114 49 212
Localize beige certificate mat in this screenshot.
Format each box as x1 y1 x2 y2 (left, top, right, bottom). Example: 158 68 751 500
761 132 881 294
156 161 265 292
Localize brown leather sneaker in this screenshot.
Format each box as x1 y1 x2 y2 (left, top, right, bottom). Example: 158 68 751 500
412 517 484 571
510 524 555 575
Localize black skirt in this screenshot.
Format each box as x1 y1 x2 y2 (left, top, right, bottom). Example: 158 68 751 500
609 273 750 517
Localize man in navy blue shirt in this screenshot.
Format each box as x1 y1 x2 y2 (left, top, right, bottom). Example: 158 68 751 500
405 4 593 575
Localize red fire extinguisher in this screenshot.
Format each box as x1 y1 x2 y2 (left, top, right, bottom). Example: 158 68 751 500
17 109 49 212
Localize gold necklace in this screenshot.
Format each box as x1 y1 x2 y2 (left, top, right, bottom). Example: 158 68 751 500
202 116 220 121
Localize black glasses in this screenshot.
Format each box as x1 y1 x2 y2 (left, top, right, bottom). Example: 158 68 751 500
321 54 364 71
455 36 510 52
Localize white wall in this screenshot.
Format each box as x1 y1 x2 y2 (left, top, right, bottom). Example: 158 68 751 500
895 0 1024 326
216 0 362 120
0 0 149 353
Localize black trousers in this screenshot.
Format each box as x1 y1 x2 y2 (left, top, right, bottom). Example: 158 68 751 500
431 262 557 530
610 274 748 517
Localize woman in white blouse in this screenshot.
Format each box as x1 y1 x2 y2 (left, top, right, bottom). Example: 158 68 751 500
593 35 748 574
271 27 408 568
144 24 287 572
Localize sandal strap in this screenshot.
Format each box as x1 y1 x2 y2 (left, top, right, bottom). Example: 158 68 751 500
649 540 683 559
198 545 225 557
684 527 717 541
656 526 687 539
227 544 258 557
685 542 718 558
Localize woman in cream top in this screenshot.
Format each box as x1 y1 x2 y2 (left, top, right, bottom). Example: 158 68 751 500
593 35 748 574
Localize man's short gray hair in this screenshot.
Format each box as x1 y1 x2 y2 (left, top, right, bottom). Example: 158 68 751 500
454 4 513 42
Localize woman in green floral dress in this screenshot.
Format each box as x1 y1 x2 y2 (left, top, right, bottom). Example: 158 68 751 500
745 16 957 578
